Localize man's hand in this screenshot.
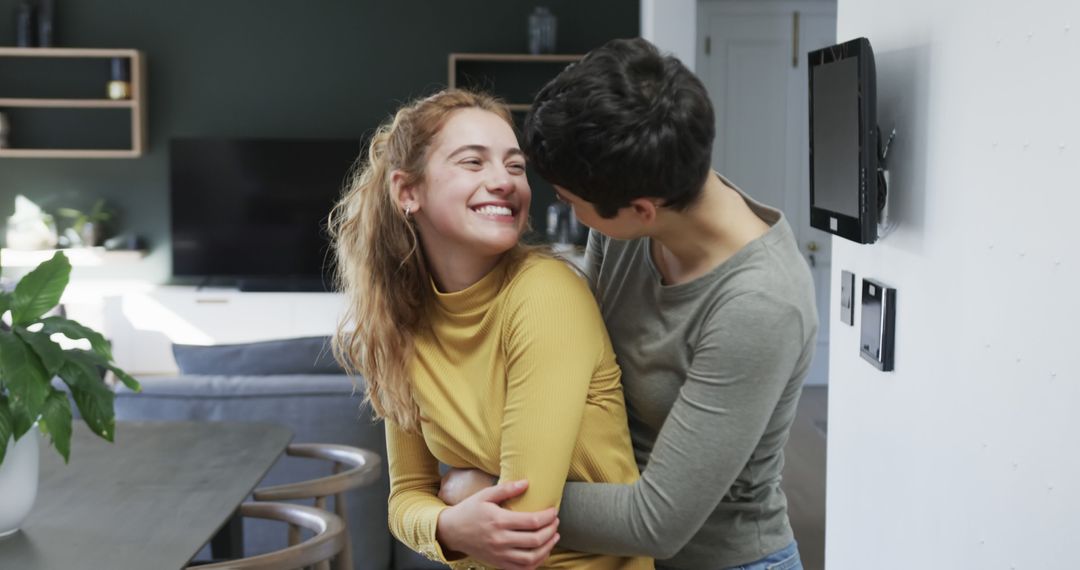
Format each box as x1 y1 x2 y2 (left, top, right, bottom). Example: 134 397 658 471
436 480 560 570
439 468 497 505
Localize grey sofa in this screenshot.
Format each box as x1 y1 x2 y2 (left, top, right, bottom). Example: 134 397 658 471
114 374 446 570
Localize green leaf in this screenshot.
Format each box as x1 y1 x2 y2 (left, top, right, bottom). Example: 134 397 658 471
107 364 141 393
11 251 71 326
0 291 11 318
72 387 114 443
39 316 114 362
39 389 72 463
57 354 114 442
56 350 110 391
11 404 34 440
0 330 51 415
90 198 110 221
0 397 12 467
14 326 65 375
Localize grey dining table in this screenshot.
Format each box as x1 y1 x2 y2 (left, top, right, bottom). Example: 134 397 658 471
0 420 292 570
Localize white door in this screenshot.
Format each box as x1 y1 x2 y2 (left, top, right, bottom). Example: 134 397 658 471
697 1 836 385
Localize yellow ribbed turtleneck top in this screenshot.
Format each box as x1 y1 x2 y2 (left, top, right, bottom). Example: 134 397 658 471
385 253 652 570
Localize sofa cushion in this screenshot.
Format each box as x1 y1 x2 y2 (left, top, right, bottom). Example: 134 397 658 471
172 336 345 375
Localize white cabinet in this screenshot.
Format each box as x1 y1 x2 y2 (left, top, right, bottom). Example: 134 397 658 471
99 287 346 374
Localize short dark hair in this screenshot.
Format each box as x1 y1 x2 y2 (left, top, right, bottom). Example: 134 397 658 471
523 37 715 218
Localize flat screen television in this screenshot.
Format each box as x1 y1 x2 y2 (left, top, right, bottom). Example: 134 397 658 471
169 138 360 290
808 37 880 244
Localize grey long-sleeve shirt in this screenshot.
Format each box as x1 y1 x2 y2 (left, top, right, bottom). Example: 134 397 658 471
558 184 818 569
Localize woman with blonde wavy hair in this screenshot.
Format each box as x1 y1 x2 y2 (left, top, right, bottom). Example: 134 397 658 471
329 89 652 570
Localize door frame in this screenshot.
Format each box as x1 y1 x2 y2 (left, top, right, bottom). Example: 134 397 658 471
696 0 837 216
695 0 837 386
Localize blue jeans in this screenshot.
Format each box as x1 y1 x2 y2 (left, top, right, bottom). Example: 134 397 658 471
724 542 803 570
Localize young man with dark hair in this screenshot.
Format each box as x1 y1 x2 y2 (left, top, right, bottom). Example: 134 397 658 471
434 37 818 570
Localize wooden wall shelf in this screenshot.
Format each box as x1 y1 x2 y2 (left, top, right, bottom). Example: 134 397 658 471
0 98 135 108
447 53 582 111
449 53 584 64
0 47 147 158
1 247 146 268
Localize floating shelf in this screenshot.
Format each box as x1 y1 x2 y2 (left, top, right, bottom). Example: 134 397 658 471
1 247 147 268
0 47 139 58
0 98 135 108
448 53 583 111
449 53 584 64
0 148 141 158
0 47 147 158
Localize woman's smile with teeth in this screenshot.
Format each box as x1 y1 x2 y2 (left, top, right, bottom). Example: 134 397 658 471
473 205 513 217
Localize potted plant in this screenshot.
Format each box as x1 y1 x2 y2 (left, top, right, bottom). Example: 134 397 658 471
0 251 140 537
57 198 114 247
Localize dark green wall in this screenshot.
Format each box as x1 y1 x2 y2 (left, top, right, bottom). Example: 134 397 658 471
0 0 639 281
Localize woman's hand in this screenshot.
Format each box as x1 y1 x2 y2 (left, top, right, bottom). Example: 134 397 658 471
436 480 560 570
439 468 497 505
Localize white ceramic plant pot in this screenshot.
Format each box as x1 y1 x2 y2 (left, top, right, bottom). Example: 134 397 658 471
0 430 40 538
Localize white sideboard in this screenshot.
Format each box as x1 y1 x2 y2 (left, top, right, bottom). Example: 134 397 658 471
56 251 585 376
60 284 346 375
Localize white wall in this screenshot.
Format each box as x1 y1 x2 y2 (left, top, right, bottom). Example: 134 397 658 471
641 0 697 68
827 1 1080 567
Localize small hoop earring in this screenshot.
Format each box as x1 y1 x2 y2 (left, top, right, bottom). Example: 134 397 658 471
404 205 413 217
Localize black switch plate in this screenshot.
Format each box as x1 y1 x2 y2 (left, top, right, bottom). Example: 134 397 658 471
860 278 896 371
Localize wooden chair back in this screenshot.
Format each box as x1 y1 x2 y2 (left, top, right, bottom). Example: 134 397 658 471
187 502 345 570
254 444 382 570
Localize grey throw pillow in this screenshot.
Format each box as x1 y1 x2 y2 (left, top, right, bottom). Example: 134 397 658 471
172 336 345 375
